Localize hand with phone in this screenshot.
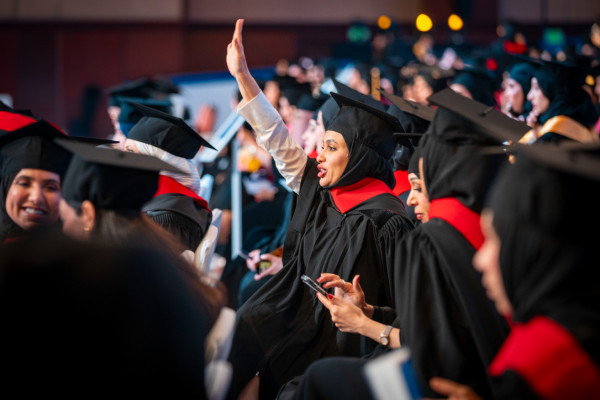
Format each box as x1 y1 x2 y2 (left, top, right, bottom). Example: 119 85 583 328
254 252 283 281
318 273 373 318
301 274 329 297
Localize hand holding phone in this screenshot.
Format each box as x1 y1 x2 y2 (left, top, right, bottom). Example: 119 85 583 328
301 274 329 297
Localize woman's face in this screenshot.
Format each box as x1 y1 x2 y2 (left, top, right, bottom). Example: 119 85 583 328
503 78 525 114
472 211 513 317
316 130 349 187
406 172 430 223
59 199 89 240
527 77 550 116
5 168 61 231
412 75 433 105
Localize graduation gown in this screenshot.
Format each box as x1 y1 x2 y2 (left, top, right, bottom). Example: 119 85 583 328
227 92 414 400
390 202 509 399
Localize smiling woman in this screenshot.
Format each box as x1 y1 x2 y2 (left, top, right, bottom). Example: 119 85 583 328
0 123 72 243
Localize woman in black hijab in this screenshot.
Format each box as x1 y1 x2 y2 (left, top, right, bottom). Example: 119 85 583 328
225 19 414 399
523 58 599 144
503 62 535 121
428 144 600 399
0 121 75 243
295 89 515 400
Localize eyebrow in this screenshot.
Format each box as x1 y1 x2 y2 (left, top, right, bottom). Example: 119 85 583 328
15 175 60 184
324 138 338 145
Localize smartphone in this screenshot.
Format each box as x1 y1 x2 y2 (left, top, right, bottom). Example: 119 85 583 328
239 250 251 260
301 274 329 297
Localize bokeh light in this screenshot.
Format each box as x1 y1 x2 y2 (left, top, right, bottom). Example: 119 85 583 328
378 15 392 30
416 14 433 32
448 14 463 31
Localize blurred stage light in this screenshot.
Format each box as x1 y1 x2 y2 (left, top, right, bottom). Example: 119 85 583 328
378 15 392 30
416 14 433 32
448 14 463 31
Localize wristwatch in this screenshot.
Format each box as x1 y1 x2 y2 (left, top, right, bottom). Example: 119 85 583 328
379 325 393 347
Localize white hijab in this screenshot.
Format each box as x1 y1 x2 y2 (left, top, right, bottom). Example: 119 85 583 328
133 140 201 194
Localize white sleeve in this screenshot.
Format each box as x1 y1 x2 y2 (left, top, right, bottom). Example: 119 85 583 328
237 92 307 194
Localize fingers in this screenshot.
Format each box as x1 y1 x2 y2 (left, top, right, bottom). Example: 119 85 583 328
233 19 244 42
429 377 480 399
316 292 334 309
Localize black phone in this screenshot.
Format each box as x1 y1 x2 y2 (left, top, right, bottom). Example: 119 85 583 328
301 274 329 297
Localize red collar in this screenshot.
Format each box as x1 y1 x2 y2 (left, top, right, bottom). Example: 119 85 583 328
0 111 37 131
154 175 210 211
489 316 600 399
428 198 484 250
307 149 319 159
329 177 395 214
392 170 411 197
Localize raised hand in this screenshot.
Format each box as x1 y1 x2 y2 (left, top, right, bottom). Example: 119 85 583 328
225 19 261 102
226 19 248 78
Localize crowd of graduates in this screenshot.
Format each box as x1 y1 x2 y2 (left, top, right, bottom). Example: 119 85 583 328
1 16 600 400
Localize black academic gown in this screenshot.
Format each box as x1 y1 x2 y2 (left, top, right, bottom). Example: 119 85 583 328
226 157 414 400
390 217 509 399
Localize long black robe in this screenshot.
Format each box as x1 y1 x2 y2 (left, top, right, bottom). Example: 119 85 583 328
390 218 509 399
227 156 414 399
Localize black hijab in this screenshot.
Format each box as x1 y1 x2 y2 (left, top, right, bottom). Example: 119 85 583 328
507 62 535 117
451 68 498 107
534 60 598 127
325 94 398 189
420 107 504 212
0 132 71 241
489 146 600 364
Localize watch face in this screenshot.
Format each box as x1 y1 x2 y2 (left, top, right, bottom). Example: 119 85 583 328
381 337 388 346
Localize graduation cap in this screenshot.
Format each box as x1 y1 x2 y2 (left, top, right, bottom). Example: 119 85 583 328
296 92 328 112
331 78 386 111
117 97 172 136
510 142 600 182
56 139 183 213
426 88 530 143
378 90 435 122
126 101 216 158
450 66 499 106
329 91 400 160
105 78 156 107
0 120 117 178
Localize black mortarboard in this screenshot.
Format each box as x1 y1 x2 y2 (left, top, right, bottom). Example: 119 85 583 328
0 120 116 178
105 78 155 107
451 66 499 106
280 82 312 106
117 97 173 136
331 78 386 111
326 91 399 188
56 139 182 213
126 101 216 158
378 90 435 122
296 92 328 112
427 88 530 143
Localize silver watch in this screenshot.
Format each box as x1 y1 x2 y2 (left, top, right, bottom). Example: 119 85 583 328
379 325 393 346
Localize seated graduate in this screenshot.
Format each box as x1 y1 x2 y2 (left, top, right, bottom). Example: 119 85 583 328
380 90 434 224
225 19 414 399
0 119 113 244
290 89 532 400
121 101 217 252
428 143 600 399
449 66 499 107
522 57 599 144
501 62 535 122
0 220 225 398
